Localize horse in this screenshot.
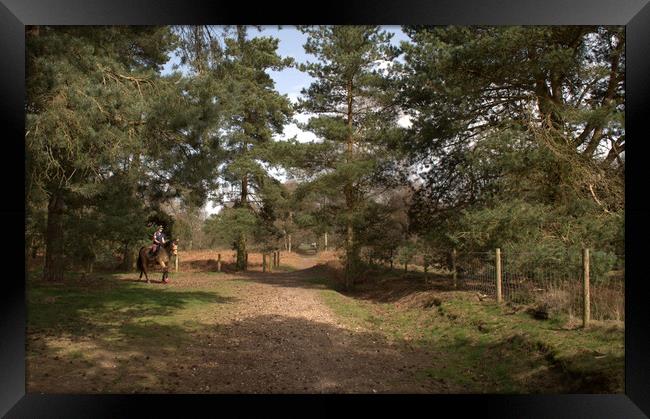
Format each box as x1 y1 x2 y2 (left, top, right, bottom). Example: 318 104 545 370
137 239 178 283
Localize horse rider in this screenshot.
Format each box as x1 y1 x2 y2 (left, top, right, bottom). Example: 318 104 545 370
150 225 166 257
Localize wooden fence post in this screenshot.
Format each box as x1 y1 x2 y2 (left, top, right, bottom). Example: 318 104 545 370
175 253 179 273
583 248 590 328
496 248 502 303
451 248 457 288
263 253 267 273
217 253 221 272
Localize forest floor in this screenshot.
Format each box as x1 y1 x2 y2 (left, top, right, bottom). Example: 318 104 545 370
26 250 624 394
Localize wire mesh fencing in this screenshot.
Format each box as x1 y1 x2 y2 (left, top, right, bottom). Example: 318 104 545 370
589 252 625 322
451 249 624 323
353 245 623 323
454 252 497 296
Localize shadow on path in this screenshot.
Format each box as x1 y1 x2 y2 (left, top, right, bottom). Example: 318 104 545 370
233 264 464 304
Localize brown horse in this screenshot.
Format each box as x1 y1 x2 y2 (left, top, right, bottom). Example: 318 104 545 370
137 240 178 283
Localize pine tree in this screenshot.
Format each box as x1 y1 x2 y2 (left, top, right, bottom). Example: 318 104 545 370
399 25 625 262
296 26 402 289
26 26 177 280
213 26 293 269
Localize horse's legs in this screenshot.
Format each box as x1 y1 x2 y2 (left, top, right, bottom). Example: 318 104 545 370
160 261 168 283
143 263 150 283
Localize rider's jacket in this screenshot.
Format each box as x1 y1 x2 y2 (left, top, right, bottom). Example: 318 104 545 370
153 231 165 243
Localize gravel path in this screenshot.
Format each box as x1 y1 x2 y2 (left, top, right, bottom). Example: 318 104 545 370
158 269 444 393
28 258 446 394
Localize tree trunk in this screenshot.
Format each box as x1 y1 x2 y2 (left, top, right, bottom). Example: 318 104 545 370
242 174 248 205
287 211 293 252
345 222 354 290
344 78 356 290
121 243 127 269
44 192 65 281
451 248 458 288
236 233 247 271
27 235 38 260
324 232 328 251
236 151 250 271
121 242 131 271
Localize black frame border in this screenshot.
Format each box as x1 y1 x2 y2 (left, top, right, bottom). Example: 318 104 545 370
2 0 649 417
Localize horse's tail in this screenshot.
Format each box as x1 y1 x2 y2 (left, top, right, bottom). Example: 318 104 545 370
137 247 145 272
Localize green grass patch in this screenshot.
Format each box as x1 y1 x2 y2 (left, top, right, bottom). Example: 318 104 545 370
27 273 238 347
313 280 624 393
319 289 377 330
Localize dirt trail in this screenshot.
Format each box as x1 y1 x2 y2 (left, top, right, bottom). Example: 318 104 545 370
28 252 448 394
27 250 624 394
158 266 445 393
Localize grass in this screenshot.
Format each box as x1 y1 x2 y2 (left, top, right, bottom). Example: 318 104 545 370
319 289 377 330
27 272 237 345
26 270 245 394
313 281 624 393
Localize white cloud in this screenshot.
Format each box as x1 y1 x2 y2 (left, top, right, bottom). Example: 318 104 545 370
280 122 318 143
204 201 222 216
287 91 302 104
397 113 412 128
268 167 289 182
375 59 393 70
293 113 312 124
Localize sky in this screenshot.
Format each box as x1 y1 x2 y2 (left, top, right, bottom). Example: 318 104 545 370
162 25 409 101
161 26 411 215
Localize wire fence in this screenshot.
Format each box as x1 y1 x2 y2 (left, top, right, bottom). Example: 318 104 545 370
451 249 624 322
